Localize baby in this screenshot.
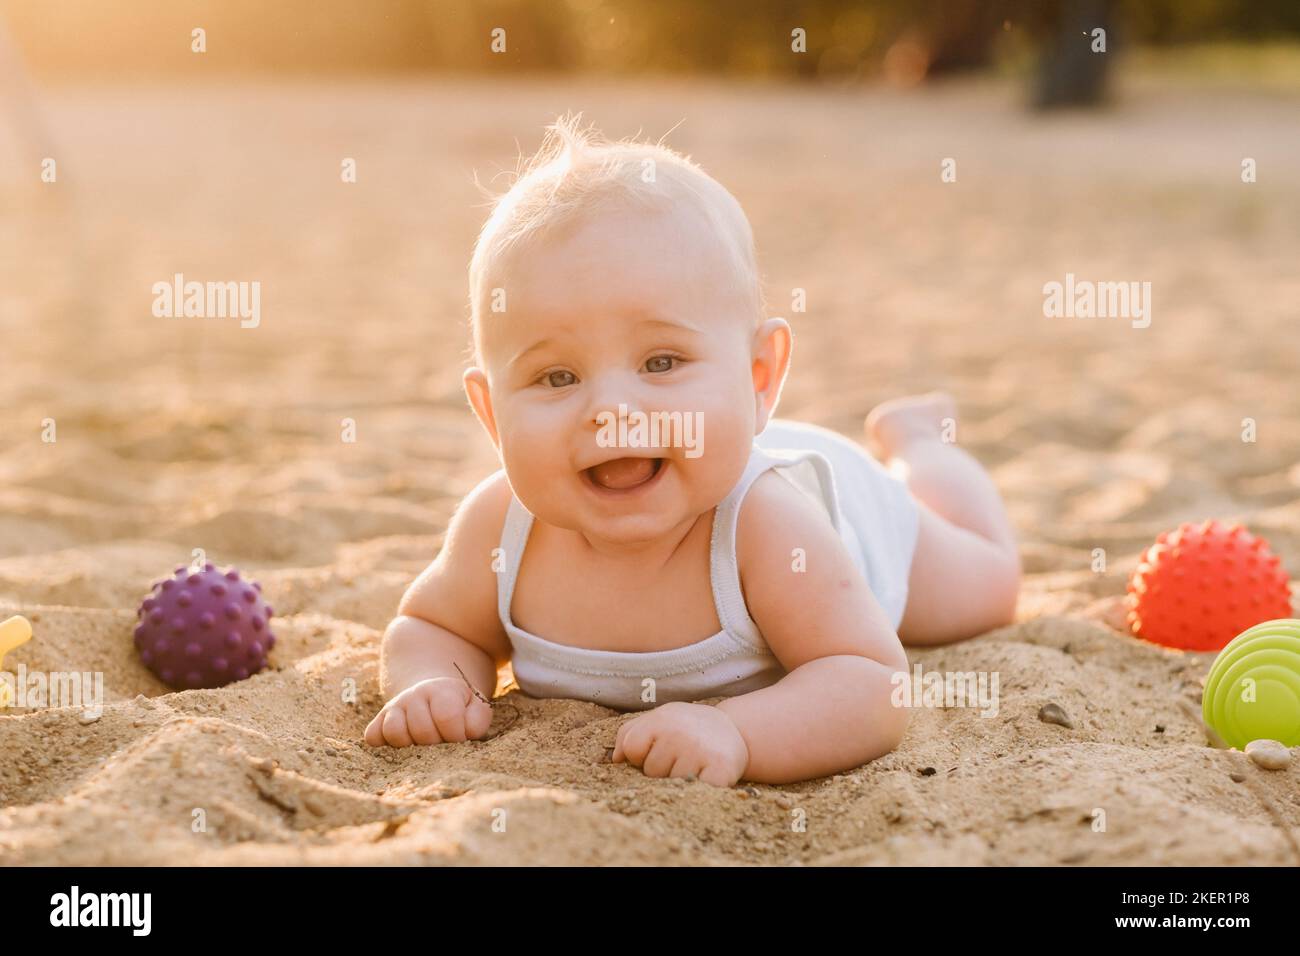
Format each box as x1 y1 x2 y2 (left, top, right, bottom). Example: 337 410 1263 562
364 116 1021 787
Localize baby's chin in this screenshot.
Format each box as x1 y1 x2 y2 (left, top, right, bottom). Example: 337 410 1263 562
575 513 694 548
547 497 705 547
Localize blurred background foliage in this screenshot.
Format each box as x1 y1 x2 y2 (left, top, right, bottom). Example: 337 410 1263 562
4 0 1300 83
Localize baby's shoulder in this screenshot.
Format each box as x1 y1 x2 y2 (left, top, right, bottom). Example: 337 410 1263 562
731 465 883 657
443 468 514 555
734 467 845 563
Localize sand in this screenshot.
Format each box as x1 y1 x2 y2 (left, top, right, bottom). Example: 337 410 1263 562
1 74 1298 865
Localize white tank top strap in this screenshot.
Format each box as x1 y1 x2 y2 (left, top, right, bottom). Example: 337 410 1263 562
496 492 533 627
706 448 781 651
751 444 849 536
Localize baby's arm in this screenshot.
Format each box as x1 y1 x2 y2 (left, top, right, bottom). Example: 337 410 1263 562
364 471 514 747
714 471 912 784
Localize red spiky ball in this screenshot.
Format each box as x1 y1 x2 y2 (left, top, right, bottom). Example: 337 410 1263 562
1126 520 1292 651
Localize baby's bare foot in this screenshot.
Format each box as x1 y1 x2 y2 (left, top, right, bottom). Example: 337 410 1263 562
865 391 957 459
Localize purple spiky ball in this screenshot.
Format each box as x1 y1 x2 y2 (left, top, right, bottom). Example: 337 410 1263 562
133 563 276 689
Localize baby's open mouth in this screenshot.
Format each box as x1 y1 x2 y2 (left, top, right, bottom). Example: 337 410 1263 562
583 456 665 492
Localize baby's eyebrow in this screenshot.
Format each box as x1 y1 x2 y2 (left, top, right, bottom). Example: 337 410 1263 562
637 316 704 335
506 337 556 371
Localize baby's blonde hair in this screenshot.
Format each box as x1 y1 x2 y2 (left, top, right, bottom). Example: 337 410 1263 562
468 113 762 357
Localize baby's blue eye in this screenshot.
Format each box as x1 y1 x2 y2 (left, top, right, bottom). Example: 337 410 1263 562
544 370 577 388
645 355 675 373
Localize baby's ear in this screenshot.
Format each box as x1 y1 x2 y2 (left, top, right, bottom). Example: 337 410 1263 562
463 367 501 448
751 317 793 432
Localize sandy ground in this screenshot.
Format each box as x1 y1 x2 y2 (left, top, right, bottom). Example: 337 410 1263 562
1 74 1298 865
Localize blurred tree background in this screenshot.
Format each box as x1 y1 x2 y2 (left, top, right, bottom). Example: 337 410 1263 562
3 0 1299 84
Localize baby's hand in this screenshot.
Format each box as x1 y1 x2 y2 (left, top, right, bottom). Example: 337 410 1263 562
364 677 493 747
611 702 749 788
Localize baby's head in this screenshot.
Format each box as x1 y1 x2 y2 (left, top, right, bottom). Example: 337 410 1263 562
463 115 792 546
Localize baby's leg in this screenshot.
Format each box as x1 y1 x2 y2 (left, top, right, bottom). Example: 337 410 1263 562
866 393 1021 646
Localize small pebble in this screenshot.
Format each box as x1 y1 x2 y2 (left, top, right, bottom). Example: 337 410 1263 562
1038 703 1073 729
249 756 276 776
1229 771 1246 783
1245 739 1292 771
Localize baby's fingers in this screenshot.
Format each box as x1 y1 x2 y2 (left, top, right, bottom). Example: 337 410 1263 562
363 708 399 747
696 761 741 789
363 712 385 747
612 718 651 766
640 740 676 778
379 706 414 748
404 697 441 745
464 698 494 740
613 723 644 764
668 756 703 782
429 691 469 743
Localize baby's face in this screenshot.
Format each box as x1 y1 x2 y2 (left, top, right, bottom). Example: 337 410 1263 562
470 203 766 546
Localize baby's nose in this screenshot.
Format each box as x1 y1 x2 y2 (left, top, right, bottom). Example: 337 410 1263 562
588 401 642 429
583 377 645 428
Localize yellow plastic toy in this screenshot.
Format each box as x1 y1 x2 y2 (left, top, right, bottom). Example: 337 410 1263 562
0 615 33 708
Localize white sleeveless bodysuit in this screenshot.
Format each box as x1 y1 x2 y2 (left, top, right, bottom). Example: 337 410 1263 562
495 418 920 711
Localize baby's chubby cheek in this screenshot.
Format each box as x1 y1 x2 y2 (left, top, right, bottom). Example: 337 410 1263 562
493 419 573 506
670 400 755 498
